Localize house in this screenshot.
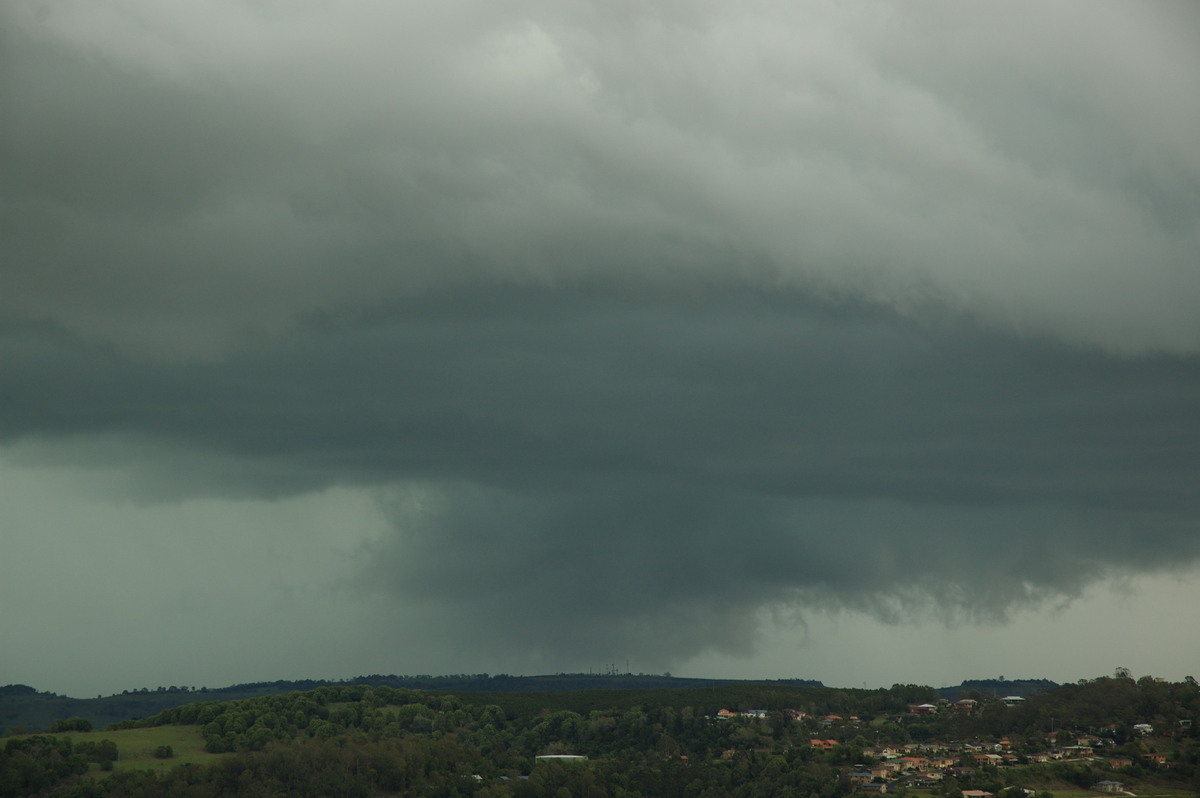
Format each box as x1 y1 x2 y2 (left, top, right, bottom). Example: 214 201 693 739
1093 781 1125 794
955 699 978 714
961 791 994 798
1001 696 1025 706
849 771 875 786
717 709 737 719
810 739 838 750
1141 753 1166 766
857 783 888 794
1133 723 1154 735
910 703 939 715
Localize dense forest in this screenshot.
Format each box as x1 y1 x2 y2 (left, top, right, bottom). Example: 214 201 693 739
1 675 823 734
3 674 1197 798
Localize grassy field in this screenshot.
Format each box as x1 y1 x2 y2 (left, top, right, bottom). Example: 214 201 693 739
10 726 230 775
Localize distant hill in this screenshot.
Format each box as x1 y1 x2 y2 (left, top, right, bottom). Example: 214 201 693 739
4 674 1071 733
6 675 1198 798
353 673 824 693
1 683 302 735
1 674 823 733
935 677 1058 700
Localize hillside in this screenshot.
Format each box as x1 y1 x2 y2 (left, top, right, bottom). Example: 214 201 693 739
2 674 1061 736
2 675 1196 798
1 674 824 734
936 679 1059 701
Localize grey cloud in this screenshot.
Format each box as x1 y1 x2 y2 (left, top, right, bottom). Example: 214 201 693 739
362 478 1194 670
6 288 1199 508
3 1 1200 671
3 1 1199 358
4 287 1200 665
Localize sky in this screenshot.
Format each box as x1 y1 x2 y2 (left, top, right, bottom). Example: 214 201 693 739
2 1 1199 699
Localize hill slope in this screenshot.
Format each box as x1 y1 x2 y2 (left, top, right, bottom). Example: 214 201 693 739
2 674 823 733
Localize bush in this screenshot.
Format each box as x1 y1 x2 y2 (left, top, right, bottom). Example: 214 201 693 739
152 745 174 759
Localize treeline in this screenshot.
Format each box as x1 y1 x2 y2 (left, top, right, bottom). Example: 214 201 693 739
935 679 1058 702
919 675 1200 743
53 739 856 798
102 676 1200 754
1 736 118 796
1 675 823 735
115 679 1200 781
6 683 879 798
2 686 291 736
112 682 938 755
4 675 1199 798
114 684 757 759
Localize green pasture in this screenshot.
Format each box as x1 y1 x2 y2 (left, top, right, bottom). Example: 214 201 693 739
104 725 225 773
10 726 229 775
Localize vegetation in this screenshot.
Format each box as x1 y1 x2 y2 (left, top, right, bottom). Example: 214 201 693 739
1 673 1196 797
1 675 821 735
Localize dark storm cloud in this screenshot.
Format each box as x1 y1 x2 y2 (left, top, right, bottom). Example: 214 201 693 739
4 289 1199 663
3 1 1199 667
5 289 1199 507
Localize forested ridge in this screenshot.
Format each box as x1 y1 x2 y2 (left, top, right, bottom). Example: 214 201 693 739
3 675 1198 798
0 675 822 735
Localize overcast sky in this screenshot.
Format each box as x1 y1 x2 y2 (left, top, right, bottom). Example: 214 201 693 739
3 1 1200 699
